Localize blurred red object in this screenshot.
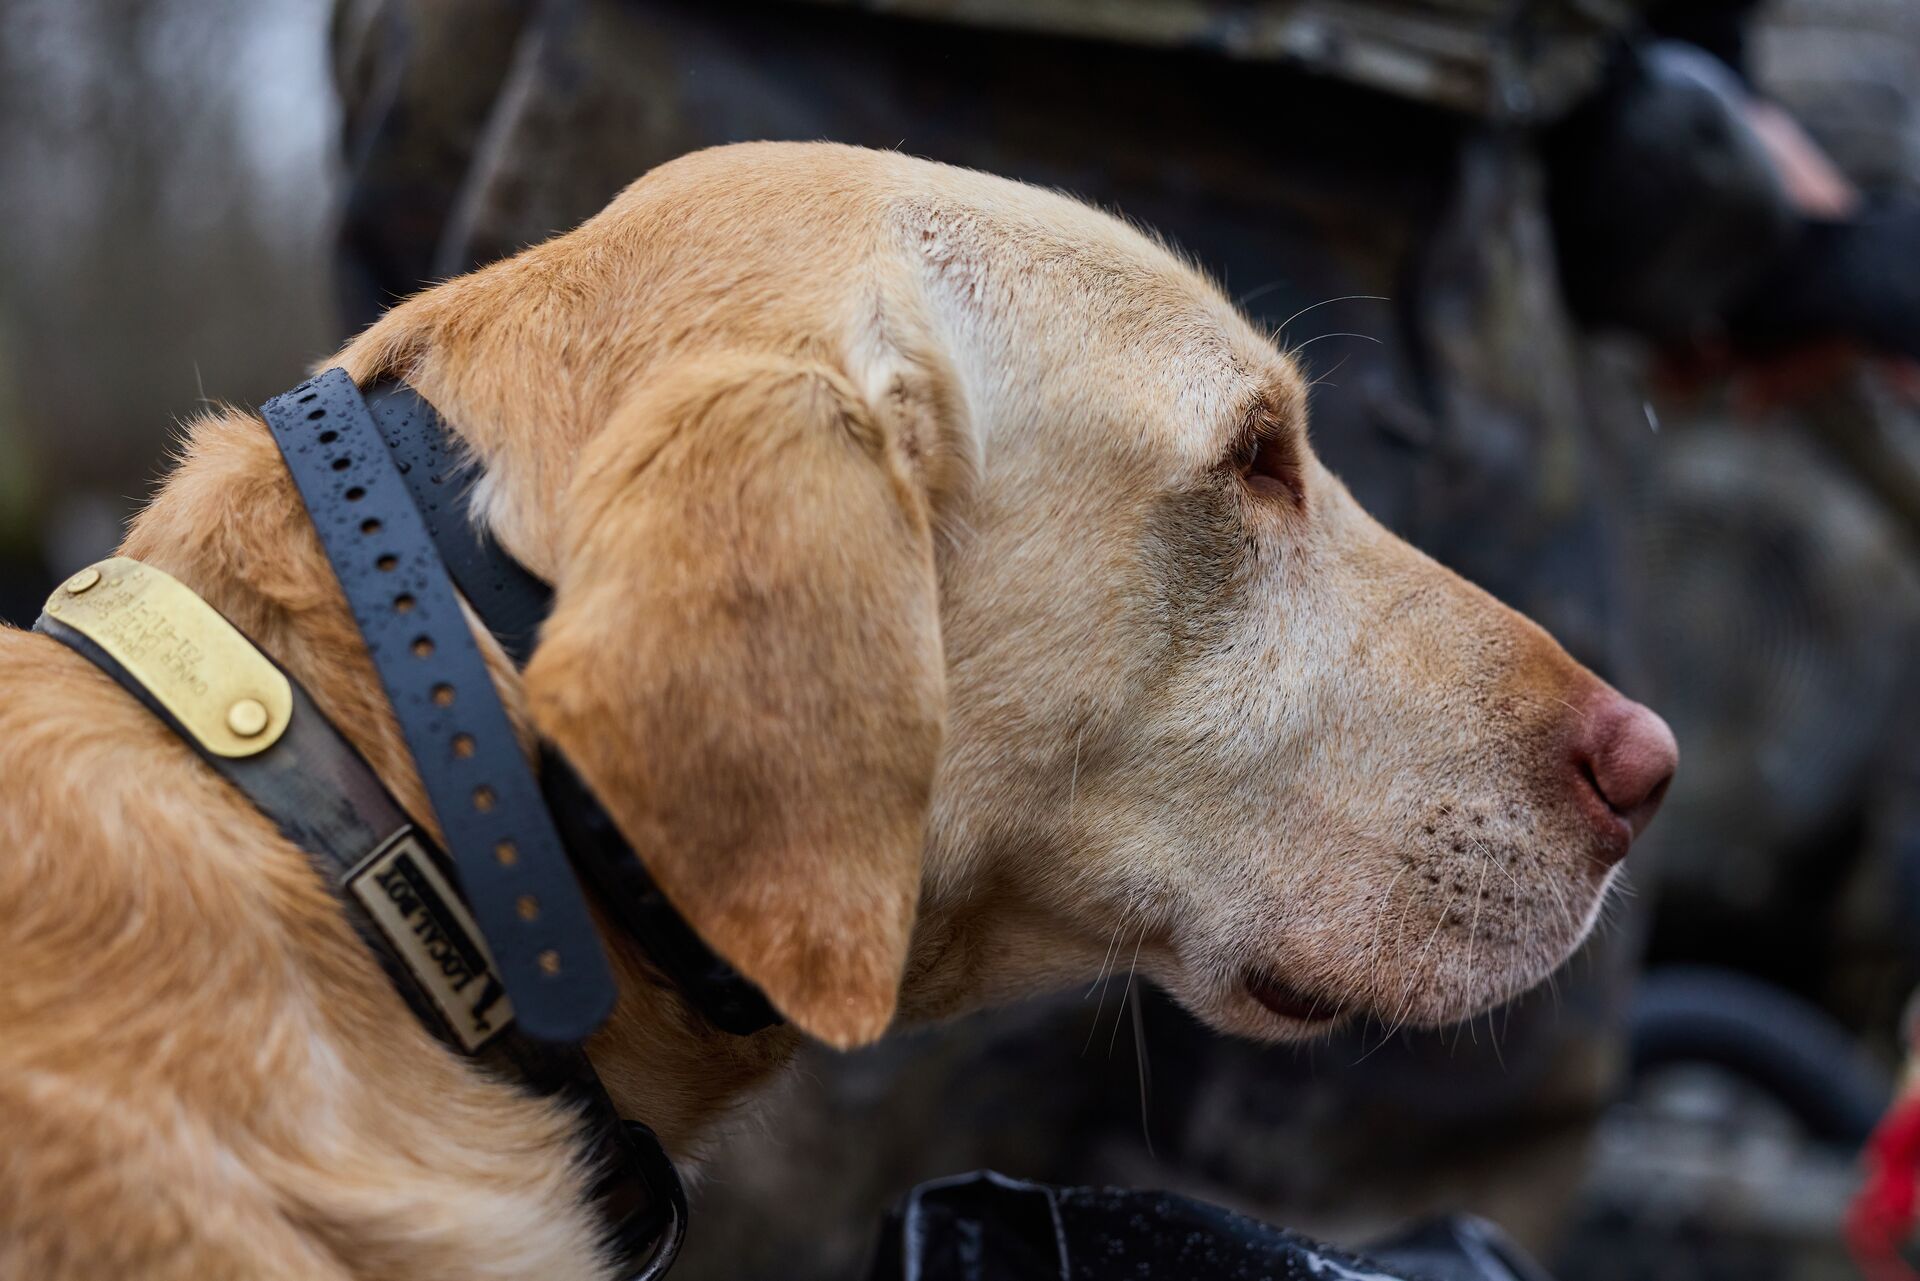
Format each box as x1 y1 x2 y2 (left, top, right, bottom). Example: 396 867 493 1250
1850 998 1920 1281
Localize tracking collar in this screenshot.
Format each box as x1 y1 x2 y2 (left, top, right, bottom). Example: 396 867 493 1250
260 369 781 1042
348 376 784 1038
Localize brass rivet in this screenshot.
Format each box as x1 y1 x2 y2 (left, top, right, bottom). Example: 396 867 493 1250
65 567 101 594
537 949 562 976
226 698 270 738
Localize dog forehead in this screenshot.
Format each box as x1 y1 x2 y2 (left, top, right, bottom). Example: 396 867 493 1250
878 181 1275 465
899 174 1220 328
616 143 1255 360
594 145 1289 468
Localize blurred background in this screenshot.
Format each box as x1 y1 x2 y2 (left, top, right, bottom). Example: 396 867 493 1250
4 1 1920 1278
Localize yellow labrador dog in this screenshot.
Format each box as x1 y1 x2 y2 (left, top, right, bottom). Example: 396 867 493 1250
0 143 1674 1279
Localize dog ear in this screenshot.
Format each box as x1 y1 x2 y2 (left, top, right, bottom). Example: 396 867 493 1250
524 354 945 1049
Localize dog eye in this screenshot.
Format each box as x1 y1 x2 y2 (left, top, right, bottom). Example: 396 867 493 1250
1234 427 1304 506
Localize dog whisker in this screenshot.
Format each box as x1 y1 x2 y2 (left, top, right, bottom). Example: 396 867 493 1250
1287 330 1383 354
1085 916 1125 1000
1545 693 1597 727
1130 981 1155 1159
1108 925 1146 1059
1271 292 1390 330
1234 278 1290 308
1462 854 1490 1045
1390 905 1452 1038
1362 877 1436 1059
1533 855 1581 939
1466 834 1524 896
1082 914 1131 1055
1354 863 1411 1063
1302 352 1355 391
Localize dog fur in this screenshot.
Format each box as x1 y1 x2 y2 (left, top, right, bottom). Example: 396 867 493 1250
0 143 1672 1280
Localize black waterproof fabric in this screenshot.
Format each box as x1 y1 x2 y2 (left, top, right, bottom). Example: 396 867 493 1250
867 1172 1553 1281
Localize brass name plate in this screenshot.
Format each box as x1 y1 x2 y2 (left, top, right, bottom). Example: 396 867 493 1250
43 557 292 757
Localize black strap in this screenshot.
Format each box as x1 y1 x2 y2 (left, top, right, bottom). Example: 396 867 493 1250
541 751 781 1036
261 368 616 1044
362 382 552 665
358 375 782 1037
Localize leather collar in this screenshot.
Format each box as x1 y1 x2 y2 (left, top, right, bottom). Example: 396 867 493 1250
36 555 686 1279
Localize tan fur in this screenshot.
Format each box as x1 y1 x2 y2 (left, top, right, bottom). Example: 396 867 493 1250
0 143 1663 1279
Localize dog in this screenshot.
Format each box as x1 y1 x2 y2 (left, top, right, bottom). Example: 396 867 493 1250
0 142 1674 1280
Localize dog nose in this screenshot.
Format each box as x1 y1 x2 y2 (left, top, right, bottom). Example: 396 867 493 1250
1572 694 1678 853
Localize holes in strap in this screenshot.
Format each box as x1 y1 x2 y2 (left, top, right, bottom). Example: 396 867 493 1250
274 384 589 995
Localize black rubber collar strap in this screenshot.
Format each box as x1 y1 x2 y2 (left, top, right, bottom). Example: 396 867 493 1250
361 380 552 665
357 374 781 1038
261 368 616 1044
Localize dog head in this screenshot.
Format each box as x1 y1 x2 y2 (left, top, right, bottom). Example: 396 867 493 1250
341 142 1674 1050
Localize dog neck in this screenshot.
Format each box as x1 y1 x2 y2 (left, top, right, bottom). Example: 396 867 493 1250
118 405 799 1158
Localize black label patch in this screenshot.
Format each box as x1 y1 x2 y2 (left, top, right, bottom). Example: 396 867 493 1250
348 829 513 1051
